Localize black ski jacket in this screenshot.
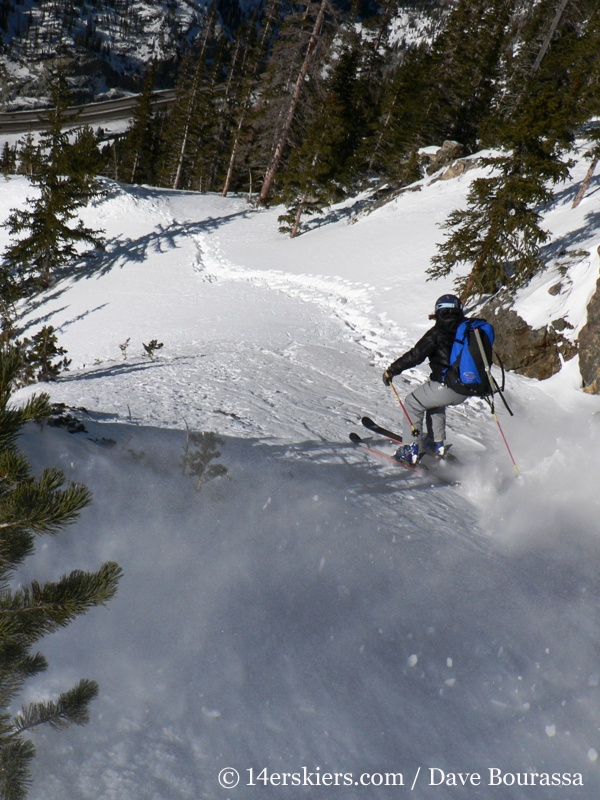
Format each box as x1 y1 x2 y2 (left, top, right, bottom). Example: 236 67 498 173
388 313 465 383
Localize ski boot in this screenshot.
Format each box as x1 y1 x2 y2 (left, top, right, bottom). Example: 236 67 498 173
394 442 420 465
423 436 445 458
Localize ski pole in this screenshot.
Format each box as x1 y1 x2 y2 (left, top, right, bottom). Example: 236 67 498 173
474 328 519 474
492 408 520 474
389 379 419 438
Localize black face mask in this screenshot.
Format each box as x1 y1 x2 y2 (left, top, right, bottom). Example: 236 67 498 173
435 309 463 329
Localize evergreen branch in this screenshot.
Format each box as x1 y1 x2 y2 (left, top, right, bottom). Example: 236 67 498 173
0 450 33 489
0 529 36 580
0 738 35 800
0 471 92 536
11 678 99 735
0 397 53 451
0 651 48 711
0 562 123 643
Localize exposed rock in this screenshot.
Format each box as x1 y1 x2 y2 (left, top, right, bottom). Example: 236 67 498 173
578 268 600 393
551 317 574 333
480 297 577 381
440 160 469 180
421 140 466 175
358 143 470 219
547 281 563 296
437 157 482 182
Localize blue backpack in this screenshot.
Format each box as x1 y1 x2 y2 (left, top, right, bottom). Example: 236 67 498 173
443 318 495 397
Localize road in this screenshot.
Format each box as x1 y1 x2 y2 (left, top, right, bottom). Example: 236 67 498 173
0 89 176 135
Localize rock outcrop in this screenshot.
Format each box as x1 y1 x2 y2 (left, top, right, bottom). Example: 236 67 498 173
480 297 577 381
422 140 465 174
578 253 600 393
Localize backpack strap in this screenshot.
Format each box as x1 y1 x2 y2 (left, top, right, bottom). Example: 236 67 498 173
473 328 513 416
492 349 506 391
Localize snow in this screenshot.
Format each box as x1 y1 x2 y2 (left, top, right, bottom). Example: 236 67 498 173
513 152 600 335
2 143 600 798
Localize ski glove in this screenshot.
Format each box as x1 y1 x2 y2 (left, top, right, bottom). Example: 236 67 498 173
383 369 394 386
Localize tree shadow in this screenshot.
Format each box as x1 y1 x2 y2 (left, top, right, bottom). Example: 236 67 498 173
55 187 256 283
10 186 256 340
57 353 201 383
541 208 600 261
296 193 379 235
24 303 109 334
547 170 600 210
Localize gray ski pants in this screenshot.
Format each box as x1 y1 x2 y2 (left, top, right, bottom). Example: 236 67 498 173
402 380 466 445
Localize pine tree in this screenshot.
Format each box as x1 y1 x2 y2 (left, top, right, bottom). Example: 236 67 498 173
0 345 122 800
0 0 9 32
429 1 600 298
428 141 568 297
365 44 431 183
565 7 600 207
276 36 366 236
489 0 596 137
117 65 164 185
66 125 107 203
16 325 72 385
157 7 219 191
16 134 36 178
1 143 16 176
221 0 279 196
257 0 330 205
367 0 516 183
348 0 396 179
2 72 105 297
181 429 228 490
184 60 224 192
158 52 207 190
407 0 513 149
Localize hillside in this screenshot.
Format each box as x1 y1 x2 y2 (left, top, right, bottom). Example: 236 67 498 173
0 0 213 107
3 136 600 797
0 0 448 108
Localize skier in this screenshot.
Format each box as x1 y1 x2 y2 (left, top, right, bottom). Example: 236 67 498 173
382 294 467 464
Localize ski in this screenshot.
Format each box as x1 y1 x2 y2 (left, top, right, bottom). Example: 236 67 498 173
350 433 460 486
361 416 403 444
361 416 457 463
349 432 429 475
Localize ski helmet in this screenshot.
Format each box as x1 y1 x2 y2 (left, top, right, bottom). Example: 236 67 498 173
435 294 462 314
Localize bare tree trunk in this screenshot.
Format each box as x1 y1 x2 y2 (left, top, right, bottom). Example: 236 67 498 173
367 105 395 174
290 202 304 238
130 152 139 183
222 1 280 197
531 0 571 73
572 159 597 209
112 142 119 181
222 110 247 196
172 14 215 190
173 119 192 190
258 0 328 205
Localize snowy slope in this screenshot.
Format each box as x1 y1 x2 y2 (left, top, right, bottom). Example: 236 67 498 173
3 149 600 798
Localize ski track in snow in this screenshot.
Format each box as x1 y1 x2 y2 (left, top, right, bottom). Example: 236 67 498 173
192 231 392 361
